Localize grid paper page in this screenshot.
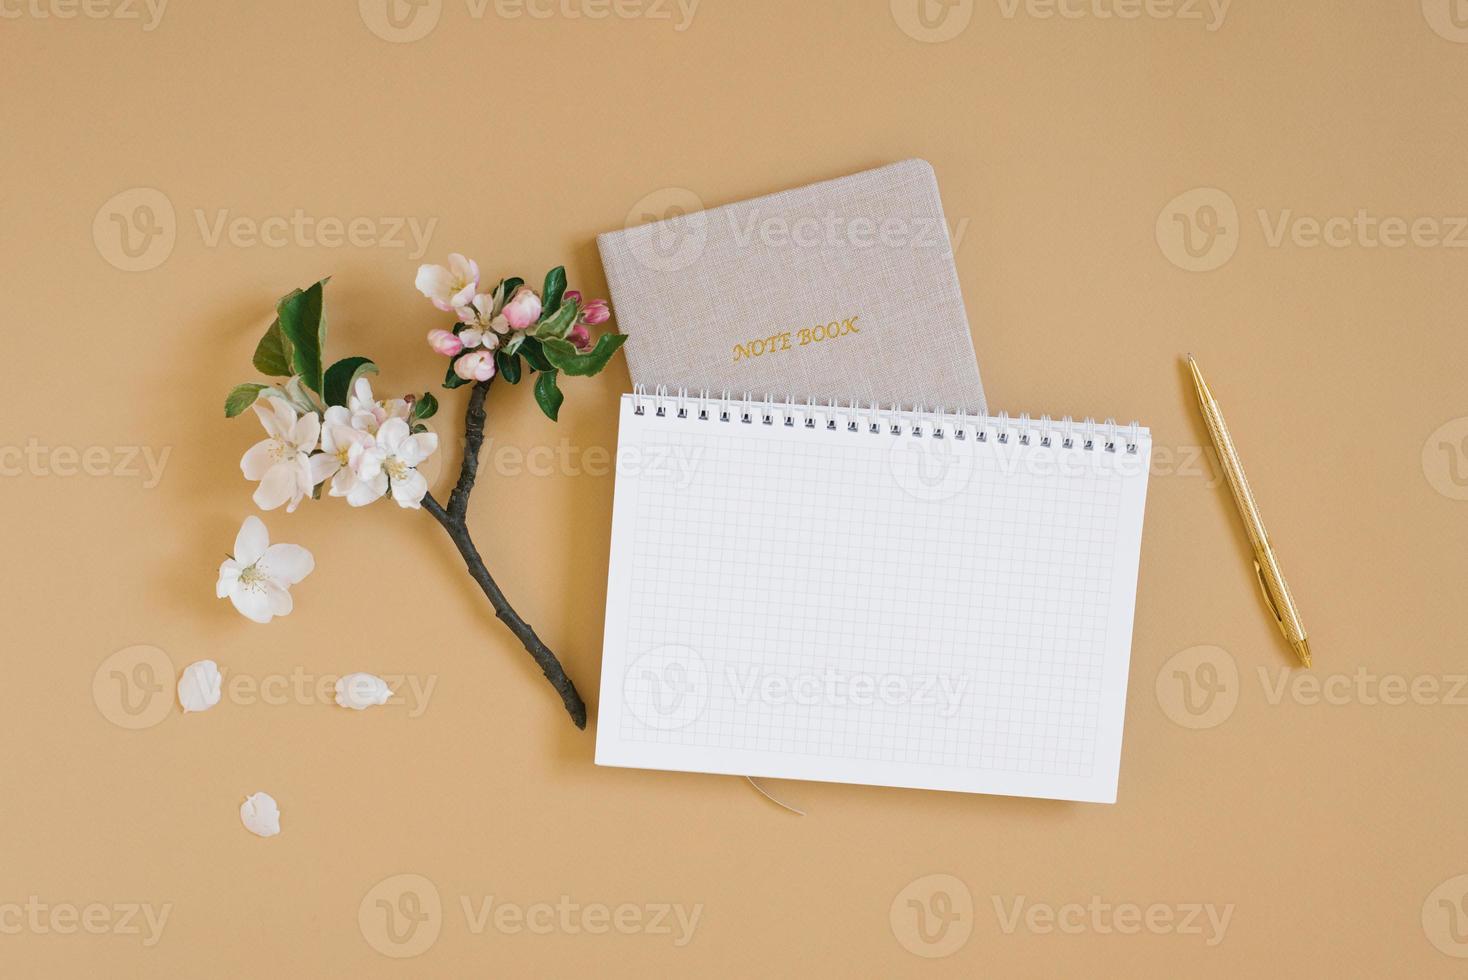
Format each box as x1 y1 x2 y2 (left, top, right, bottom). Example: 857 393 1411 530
595 395 1151 802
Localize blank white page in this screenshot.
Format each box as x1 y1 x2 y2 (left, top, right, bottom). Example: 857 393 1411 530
595 393 1151 803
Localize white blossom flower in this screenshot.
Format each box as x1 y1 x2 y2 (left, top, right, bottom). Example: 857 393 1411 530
240 396 333 512
240 792 281 838
315 379 415 498
334 672 394 710
415 253 480 312
347 376 410 434
330 425 388 506
349 418 438 509
455 285 509 350
314 405 355 494
178 660 223 712
215 516 315 624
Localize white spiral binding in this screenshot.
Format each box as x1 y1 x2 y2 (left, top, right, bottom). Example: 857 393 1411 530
629 386 1144 455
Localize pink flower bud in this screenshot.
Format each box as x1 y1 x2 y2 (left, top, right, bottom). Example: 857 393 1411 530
453 350 496 382
563 289 582 304
579 299 611 326
427 328 463 357
502 285 542 331
566 324 592 351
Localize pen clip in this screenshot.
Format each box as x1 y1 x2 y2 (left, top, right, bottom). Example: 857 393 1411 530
1253 558 1285 629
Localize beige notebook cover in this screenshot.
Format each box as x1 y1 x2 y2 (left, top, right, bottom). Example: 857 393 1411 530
597 159 986 412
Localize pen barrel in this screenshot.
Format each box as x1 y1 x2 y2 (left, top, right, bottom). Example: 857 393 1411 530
1198 394 1270 548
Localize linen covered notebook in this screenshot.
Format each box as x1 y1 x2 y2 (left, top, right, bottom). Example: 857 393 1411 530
596 159 987 413
596 390 1152 803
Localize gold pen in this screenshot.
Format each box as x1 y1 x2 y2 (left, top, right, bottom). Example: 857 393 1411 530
1186 354 1313 668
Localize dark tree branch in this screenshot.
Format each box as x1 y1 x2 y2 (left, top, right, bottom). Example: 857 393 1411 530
446 378 491 521
423 378 587 729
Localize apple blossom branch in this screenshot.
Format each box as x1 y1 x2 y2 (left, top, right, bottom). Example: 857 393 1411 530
223 265 621 730
421 379 587 729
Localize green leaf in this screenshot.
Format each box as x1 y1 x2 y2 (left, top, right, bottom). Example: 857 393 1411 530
499 277 524 302
444 362 470 389
225 383 269 418
495 350 522 384
323 357 377 407
534 369 563 421
276 279 328 396
531 301 577 341
541 266 567 317
252 319 293 377
412 391 438 421
504 333 525 356
540 333 628 377
519 337 552 373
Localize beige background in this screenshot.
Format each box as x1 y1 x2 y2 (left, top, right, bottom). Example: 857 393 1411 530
4 0 1467 975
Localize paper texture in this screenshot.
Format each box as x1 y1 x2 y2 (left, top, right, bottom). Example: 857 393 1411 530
595 395 1151 803
597 160 987 413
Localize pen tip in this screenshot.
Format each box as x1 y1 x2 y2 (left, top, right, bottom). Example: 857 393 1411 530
1292 638 1312 669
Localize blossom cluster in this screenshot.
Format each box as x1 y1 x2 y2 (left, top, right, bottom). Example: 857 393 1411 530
219 374 436 625
241 377 438 513
416 253 612 389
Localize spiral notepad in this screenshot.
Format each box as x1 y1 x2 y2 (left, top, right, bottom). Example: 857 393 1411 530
596 390 1152 803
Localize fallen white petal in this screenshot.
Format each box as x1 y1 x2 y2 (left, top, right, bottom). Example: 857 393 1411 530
177 660 223 713
240 792 281 838
335 673 393 710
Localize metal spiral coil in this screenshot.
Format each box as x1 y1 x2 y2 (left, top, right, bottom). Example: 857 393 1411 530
629 385 1143 454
